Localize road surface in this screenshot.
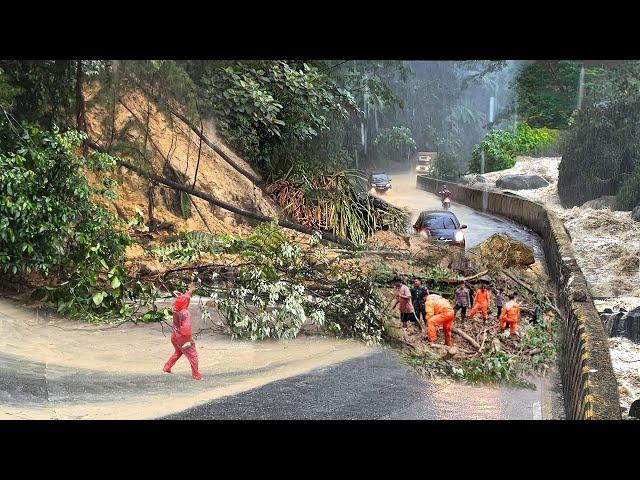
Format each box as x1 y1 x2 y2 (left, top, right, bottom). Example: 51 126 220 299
0 171 563 420
375 171 543 256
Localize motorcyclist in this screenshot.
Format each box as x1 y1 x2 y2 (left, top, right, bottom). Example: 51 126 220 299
439 185 452 202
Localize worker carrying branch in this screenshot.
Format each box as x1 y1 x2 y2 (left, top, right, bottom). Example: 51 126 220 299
499 292 521 337
468 283 490 322
423 293 455 347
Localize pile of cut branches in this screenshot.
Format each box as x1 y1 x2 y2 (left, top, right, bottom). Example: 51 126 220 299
267 170 408 244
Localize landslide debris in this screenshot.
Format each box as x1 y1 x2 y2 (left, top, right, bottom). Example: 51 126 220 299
467 233 535 269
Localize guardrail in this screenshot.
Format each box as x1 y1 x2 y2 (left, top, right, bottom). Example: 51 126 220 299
416 175 621 419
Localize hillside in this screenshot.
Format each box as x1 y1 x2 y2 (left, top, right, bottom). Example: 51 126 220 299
83 85 279 237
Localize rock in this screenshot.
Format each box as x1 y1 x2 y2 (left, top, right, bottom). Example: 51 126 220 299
632 206 640 222
601 311 626 337
467 233 535 269
630 399 640 418
602 306 640 343
581 195 617 210
495 174 549 190
603 308 614 314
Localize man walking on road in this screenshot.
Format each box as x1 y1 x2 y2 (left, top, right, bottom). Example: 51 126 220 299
163 283 204 380
392 277 418 331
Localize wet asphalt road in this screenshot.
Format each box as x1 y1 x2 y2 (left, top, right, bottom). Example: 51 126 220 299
374 172 544 258
165 347 563 420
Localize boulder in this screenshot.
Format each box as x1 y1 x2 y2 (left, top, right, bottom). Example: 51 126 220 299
632 206 640 222
466 233 535 269
601 306 640 343
495 174 549 190
581 195 617 210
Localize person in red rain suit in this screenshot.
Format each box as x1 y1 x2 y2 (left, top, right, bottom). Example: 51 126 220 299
163 283 203 380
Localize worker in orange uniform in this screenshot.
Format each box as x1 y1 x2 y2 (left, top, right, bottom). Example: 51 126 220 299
468 283 490 322
424 293 455 347
499 292 521 337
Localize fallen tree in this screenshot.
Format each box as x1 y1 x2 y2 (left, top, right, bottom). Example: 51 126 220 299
170 109 262 186
84 138 354 247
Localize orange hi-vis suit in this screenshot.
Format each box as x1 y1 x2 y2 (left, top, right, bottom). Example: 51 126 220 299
499 299 521 333
425 294 455 346
468 288 490 320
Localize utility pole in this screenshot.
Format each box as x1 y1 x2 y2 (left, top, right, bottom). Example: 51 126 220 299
577 63 585 111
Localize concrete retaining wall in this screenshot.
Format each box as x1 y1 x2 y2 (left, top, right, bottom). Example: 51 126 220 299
417 175 621 419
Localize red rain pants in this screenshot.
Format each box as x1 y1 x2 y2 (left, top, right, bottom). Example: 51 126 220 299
163 333 202 380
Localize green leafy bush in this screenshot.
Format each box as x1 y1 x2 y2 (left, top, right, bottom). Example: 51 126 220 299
158 221 387 343
428 151 463 180
616 166 640 210
469 123 560 173
0 120 128 275
469 129 518 173
373 126 416 162
193 61 357 174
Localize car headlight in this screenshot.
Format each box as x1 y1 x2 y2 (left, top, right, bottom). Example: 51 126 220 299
386 183 391 187
454 231 465 243
371 183 376 187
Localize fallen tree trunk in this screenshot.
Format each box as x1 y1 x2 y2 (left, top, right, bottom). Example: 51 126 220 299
170 110 261 186
84 139 354 247
452 327 481 350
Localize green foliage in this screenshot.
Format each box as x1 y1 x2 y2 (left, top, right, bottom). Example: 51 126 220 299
469 129 518 173
180 192 192 219
373 126 416 160
0 60 78 125
0 67 22 109
186 221 387 343
425 265 456 282
0 118 128 275
469 123 559 173
190 61 357 174
428 151 463 180
514 60 583 129
373 127 416 161
0 116 166 323
514 123 559 155
616 167 640 210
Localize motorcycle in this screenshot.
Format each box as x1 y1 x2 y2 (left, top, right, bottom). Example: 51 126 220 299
442 196 451 210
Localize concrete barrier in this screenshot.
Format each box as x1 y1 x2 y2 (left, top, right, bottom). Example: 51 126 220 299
417 175 621 420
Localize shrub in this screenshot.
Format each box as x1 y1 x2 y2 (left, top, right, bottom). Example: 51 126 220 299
469 129 517 173
514 123 559 155
469 123 560 173
428 151 463 180
0 120 128 275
